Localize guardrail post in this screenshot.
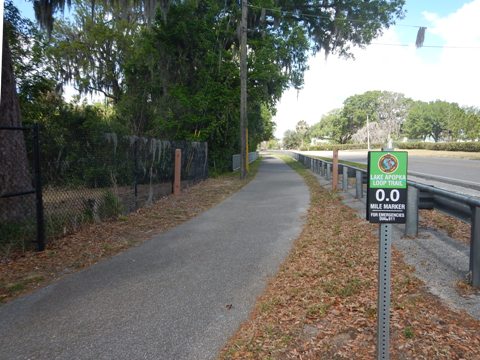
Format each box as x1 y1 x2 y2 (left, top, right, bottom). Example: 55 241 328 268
355 170 363 199
326 163 331 181
470 205 480 287
332 150 339 191
405 186 419 237
342 166 348 191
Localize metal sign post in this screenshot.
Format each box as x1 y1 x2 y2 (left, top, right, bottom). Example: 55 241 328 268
367 150 408 360
377 223 392 359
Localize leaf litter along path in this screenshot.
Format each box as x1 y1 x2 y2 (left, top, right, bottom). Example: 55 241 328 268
0 163 260 304
220 156 480 360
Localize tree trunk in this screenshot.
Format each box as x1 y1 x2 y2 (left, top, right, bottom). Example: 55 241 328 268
0 29 34 222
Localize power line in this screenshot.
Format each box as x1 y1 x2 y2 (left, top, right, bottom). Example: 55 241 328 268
370 43 480 49
247 4 422 29
247 4 480 50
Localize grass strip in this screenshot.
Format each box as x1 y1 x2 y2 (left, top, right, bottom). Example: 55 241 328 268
220 154 480 359
310 155 367 170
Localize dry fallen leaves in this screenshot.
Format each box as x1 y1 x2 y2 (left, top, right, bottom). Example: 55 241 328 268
420 209 470 246
0 168 259 304
219 156 480 360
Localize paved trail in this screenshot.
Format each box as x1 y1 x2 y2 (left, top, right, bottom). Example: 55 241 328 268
0 155 309 360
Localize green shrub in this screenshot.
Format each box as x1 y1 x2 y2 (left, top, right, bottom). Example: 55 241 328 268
395 142 480 152
99 191 123 219
0 220 36 257
302 143 383 151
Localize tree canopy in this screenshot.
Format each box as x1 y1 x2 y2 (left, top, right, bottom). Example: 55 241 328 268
5 0 407 171
308 91 410 144
305 90 479 145
403 100 468 142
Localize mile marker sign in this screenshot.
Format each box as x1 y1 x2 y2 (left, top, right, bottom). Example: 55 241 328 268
367 151 408 224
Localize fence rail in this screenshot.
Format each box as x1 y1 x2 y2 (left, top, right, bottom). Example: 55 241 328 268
232 151 259 171
287 151 480 287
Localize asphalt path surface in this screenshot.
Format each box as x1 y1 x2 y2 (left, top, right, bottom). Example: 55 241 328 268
302 150 480 186
0 156 309 360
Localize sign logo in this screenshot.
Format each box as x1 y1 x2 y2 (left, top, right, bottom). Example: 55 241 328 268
367 151 408 224
378 154 398 174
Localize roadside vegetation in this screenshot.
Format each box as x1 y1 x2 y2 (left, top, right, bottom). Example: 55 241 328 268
220 155 480 359
281 91 480 150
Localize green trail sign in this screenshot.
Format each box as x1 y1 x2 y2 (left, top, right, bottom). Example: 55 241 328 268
367 151 408 224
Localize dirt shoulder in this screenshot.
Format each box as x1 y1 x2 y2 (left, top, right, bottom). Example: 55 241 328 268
219 156 480 359
0 162 260 304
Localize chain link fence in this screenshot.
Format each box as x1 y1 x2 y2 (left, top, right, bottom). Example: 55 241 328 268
1 126 208 256
0 125 41 256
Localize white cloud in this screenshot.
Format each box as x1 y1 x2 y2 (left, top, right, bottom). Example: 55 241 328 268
273 0 480 138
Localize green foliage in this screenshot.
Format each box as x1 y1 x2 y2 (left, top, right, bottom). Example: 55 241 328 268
0 220 35 258
312 109 352 144
342 91 381 139
47 0 142 103
282 130 302 149
265 138 281 150
395 142 480 152
460 108 480 140
282 120 311 149
99 191 123 219
402 100 477 142
308 143 383 151
12 0 407 175
22 102 120 187
403 326 415 339
309 90 478 145
5 0 58 114
310 91 412 144
117 0 405 171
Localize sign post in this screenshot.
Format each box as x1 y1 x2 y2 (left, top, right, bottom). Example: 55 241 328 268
367 151 408 360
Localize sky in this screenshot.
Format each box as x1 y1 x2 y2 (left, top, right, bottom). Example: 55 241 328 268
273 0 480 138
8 0 480 139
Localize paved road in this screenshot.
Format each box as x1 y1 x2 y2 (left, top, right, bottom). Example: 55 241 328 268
0 156 309 360
302 150 480 185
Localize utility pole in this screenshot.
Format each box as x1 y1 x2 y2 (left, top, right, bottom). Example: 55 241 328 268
367 115 371 150
240 0 248 179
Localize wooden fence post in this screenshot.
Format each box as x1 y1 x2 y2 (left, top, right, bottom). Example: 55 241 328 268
174 149 181 195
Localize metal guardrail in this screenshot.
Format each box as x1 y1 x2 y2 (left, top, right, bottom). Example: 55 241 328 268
232 151 259 171
289 151 480 287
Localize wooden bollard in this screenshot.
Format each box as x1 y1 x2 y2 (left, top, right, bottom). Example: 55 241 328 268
332 149 339 191
174 149 181 195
